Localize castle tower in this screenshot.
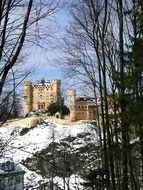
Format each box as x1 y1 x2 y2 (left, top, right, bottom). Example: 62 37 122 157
53 80 61 105
69 89 76 121
24 81 32 115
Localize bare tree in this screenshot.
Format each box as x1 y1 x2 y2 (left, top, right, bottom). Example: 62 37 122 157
0 1 64 188
61 0 143 189
0 0 63 122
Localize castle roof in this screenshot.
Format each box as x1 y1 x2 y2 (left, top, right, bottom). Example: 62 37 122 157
76 97 95 102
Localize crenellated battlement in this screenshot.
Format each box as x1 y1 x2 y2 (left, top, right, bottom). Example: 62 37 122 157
24 79 61 115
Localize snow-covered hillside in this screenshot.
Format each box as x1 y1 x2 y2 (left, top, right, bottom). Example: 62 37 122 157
0 120 98 189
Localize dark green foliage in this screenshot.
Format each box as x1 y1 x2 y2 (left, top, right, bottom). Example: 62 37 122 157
0 91 21 121
20 128 30 136
82 169 107 190
0 99 10 121
47 103 70 116
22 130 100 189
61 105 70 115
62 0 143 189
47 103 61 116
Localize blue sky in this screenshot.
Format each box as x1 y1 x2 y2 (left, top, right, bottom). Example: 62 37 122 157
19 2 88 105
25 5 71 84
27 47 63 82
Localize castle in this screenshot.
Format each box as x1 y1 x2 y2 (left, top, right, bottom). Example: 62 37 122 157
23 79 98 121
24 79 61 115
69 89 97 121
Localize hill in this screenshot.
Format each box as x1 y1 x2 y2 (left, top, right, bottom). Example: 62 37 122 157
0 118 98 189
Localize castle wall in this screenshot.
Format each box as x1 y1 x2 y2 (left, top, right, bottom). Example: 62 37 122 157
69 89 97 121
74 101 88 121
52 80 61 105
87 104 97 120
24 81 32 115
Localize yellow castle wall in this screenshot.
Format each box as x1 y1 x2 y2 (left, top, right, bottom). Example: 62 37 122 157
24 80 61 115
69 89 97 121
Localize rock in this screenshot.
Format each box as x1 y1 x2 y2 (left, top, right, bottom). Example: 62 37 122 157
30 117 39 128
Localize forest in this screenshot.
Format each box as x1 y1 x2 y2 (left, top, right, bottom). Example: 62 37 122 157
62 1 143 189
0 0 143 189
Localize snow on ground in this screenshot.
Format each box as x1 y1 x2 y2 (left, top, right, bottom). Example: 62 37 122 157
18 163 48 189
54 174 85 190
0 121 97 162
0 120 98 189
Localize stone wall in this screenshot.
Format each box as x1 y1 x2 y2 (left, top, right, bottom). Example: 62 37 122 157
69 89 97 121
24 80 61 115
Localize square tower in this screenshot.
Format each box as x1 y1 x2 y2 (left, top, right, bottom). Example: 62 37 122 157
24 79 61 115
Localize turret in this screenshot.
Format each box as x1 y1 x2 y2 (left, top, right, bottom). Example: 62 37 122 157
69 89 76 121
24 81 32 115
52 80 61 105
